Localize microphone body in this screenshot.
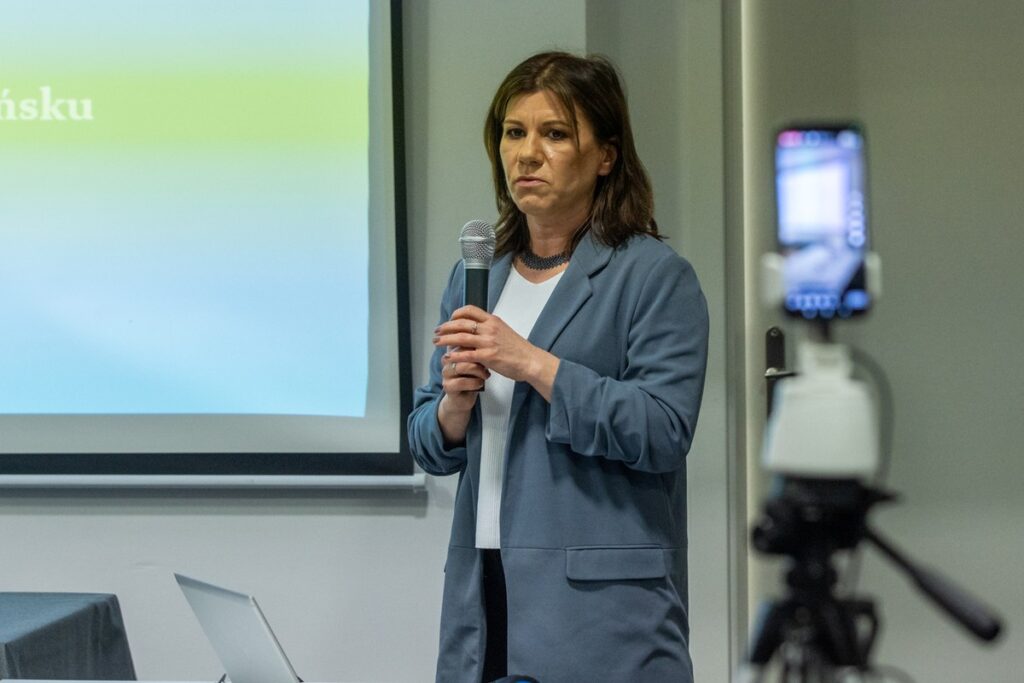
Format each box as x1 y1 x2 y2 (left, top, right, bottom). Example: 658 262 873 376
459 220 496 310
458 220 496 391
464 267 488 311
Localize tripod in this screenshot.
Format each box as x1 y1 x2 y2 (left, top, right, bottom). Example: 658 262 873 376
741 477 1002 683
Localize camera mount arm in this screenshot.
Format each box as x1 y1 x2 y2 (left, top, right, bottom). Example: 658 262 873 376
863 526 1002 642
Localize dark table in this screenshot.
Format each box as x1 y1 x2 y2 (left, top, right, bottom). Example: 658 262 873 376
0 593 136 679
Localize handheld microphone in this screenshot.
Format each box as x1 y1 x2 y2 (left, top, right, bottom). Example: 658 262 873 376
459 220 496 310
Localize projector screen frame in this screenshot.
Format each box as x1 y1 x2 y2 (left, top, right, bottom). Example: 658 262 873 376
0 0 417 489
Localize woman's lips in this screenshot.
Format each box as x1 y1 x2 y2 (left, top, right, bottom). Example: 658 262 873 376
515 176 545 187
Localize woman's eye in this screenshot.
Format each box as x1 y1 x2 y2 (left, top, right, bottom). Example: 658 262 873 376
547 129 568 140
504 128 525 139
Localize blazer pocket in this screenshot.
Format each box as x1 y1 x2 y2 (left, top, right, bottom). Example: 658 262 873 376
565 545 667 581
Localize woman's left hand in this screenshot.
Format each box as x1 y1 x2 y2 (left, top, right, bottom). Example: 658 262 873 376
434 305 560 400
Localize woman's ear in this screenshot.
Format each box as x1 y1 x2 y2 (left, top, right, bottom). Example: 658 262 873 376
598 142 618 177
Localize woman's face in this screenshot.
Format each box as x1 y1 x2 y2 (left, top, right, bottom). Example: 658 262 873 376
499 90 615 230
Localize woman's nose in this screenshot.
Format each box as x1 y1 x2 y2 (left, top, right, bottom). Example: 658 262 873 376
518 132 542 164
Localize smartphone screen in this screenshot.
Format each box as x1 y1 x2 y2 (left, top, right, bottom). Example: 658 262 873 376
775 124 870 319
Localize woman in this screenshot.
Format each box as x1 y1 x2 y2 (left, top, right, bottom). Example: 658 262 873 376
408 51 709 683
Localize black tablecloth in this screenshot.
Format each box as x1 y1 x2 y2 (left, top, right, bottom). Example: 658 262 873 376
0 593 136 679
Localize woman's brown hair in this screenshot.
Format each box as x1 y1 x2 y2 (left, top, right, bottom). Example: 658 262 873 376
484 51 659 258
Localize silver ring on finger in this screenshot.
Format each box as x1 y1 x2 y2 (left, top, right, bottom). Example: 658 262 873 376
449 361 457 374
472 322 478 334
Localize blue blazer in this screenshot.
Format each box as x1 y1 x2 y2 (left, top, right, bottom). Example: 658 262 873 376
409 232 709 683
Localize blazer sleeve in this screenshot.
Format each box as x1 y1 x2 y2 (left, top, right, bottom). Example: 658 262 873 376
407 261 469 476
545 251 709 474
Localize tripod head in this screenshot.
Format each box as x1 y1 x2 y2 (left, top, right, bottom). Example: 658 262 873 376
746 477 886 680
753 477 890 559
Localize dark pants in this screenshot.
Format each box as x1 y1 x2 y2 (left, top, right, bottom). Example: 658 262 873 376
481 549 508 683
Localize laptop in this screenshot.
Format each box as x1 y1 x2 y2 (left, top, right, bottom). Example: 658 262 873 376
175 573 302 683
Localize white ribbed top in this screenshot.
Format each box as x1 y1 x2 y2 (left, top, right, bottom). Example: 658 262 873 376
475 267 563 549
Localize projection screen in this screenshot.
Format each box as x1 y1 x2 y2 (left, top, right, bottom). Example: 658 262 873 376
0 1 414 486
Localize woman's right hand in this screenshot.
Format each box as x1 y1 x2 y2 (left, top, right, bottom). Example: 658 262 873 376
436 348 489 446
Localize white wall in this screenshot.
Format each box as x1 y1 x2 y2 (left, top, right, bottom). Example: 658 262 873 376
740 1 1024 680
0 489 451 681
847 2 1023 679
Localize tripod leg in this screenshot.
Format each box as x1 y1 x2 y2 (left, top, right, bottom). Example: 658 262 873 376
748 600 793 665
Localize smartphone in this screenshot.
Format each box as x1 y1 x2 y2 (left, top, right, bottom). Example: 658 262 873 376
774 123 870 319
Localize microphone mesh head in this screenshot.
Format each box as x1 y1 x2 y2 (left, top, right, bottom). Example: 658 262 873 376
459 220 496 268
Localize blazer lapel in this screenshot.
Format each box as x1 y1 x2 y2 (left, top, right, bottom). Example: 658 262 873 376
527 232 613 352
487 253 513 312
505 233 614 432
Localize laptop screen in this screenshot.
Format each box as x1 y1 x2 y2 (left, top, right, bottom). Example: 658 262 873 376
176 573 301 683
